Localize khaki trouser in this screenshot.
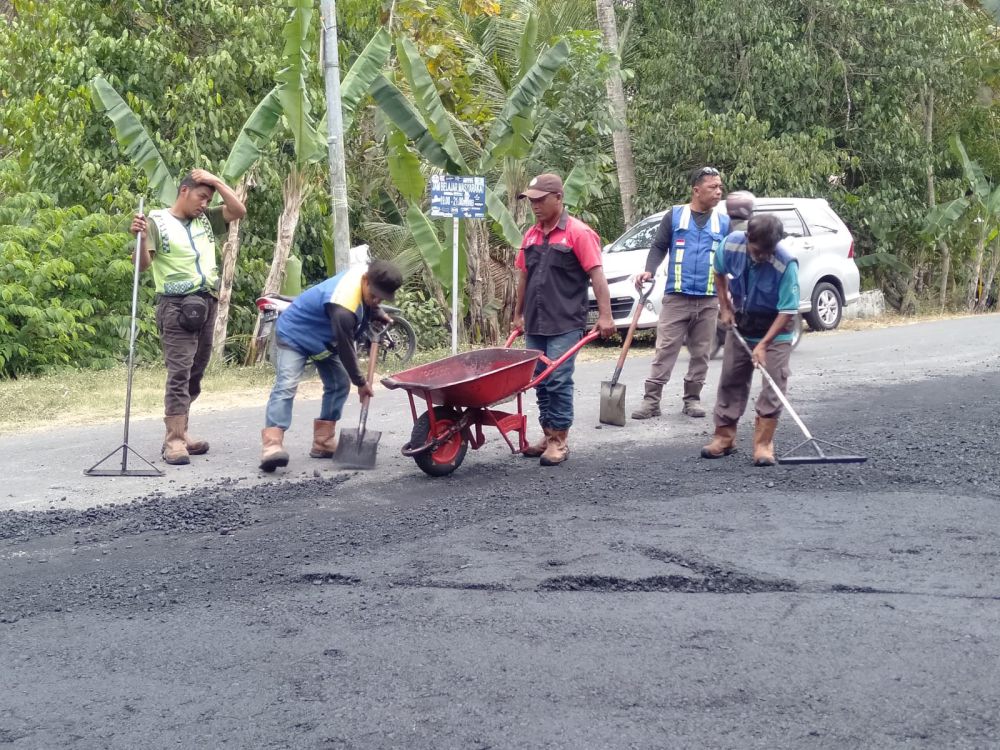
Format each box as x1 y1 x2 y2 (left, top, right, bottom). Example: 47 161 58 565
646 294 719 397
713 329 792 425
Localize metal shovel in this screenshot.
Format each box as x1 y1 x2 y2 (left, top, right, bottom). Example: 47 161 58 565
600 281 655 426
731 329 867 465
332 341 382 469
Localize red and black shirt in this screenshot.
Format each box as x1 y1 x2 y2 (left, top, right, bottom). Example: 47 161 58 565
515 210 603 335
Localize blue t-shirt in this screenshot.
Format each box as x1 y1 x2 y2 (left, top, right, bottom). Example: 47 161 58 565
714 246 800 343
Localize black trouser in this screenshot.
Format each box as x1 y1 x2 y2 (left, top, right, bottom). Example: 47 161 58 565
155 294 218 416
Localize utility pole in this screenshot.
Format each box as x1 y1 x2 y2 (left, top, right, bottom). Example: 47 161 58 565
320 0 352 272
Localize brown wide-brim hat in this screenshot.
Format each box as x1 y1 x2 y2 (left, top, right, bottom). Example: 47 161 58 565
517 173 564 200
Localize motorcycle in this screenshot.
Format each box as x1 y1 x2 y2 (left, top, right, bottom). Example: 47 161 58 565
254 294 418 370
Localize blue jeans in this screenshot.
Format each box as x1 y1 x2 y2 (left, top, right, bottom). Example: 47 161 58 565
525 329 583 431
265 342 351 430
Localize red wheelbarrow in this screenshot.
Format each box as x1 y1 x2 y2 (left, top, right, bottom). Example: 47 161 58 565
381 329 599 476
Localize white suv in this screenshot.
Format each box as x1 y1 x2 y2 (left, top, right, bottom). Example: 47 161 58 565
589 197 860 332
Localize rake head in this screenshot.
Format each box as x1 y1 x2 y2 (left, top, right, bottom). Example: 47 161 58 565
778 437 868 466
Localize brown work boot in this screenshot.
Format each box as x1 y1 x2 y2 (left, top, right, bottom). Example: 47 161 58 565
753 416 778 467
681 382 706 417
309 419 338 458
631 381 663 420
701 424 737 459
162 415 190 465
184 415 209 455
522 427 551 458
259 427 290 472
540 429 569 466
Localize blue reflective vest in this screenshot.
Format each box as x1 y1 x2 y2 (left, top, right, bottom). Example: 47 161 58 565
721 232 797 313
664 205 730 297
276 269 368 357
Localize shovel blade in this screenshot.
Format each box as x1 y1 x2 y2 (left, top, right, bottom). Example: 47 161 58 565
331 429 382 470
599 381 627 426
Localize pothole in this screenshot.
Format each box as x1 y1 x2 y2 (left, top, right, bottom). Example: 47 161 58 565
537 574 798 594
298 573 361 585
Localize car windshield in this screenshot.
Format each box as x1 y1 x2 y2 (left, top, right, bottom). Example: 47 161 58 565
606 219 660 253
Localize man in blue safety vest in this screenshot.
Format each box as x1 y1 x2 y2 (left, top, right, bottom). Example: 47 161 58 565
701 213 800 466
632 166 729 420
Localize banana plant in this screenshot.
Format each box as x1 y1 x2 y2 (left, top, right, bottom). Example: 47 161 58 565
923 134 1000 311
91 18 393 359
372 26 571 334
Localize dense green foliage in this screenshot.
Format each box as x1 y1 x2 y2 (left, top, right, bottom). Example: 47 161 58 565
2 0 1000 378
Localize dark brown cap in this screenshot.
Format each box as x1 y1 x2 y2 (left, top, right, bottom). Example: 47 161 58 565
366 259 403 302
517 173 564 200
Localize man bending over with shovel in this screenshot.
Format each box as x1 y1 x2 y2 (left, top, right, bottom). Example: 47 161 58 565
259 260 403 472
701 213 799 466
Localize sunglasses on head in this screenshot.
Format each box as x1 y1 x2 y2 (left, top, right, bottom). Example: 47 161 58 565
692 166 720 184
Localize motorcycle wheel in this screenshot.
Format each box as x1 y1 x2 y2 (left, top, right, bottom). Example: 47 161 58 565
376 315 417 368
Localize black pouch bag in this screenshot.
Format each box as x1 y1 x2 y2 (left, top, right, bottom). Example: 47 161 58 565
178 294 209 332
736 310 778 339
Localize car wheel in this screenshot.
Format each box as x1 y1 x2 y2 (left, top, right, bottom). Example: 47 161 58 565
805 282 842 331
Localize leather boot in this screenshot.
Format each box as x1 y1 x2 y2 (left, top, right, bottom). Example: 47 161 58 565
753 416 778 467
162 415 190 465
631 381 663 420
522 427 551 458
540 429 569 466
682 382 706 418
309 419 338 458
701 424 737 459
260 427 290 472
184 415 209 455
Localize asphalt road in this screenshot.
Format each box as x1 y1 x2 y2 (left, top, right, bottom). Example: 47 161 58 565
2 317 999 749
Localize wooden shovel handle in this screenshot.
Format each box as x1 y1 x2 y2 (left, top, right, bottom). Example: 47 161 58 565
609 281 655 387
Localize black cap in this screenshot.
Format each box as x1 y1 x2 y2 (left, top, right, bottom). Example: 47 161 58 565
366 259 403 302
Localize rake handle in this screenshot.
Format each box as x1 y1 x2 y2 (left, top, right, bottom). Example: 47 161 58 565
731 328 813 441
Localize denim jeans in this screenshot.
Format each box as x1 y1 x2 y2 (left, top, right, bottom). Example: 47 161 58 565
265 341 351 430
525 329 583 430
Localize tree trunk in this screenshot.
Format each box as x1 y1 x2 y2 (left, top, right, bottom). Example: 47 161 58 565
212 176 252 361
921 86 954 311
465 220 501 343
967 230 986 311
596 0 638 227
976 240 1000 312
247 167 309 364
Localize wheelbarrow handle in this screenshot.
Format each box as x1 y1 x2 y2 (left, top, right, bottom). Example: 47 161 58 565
526 330 600 390
504 327 523 348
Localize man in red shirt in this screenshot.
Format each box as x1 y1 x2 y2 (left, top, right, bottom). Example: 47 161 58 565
513 173 615 466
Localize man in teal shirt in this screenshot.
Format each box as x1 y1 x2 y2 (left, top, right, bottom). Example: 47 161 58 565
701 213 800 466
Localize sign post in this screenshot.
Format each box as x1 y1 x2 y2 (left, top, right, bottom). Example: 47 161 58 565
430 175 486 354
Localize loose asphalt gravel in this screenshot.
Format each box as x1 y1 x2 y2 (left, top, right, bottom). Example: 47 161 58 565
1 317 999 749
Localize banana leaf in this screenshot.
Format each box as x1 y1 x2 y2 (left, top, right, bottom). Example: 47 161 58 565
479 40 570 173
371 75 464 174
340 28 393 133
221 87 283 185
485 188 523 248
89 76 176 206
387 126 425 204
276 0 323 164
922 196 970 238
396 36 468 172
517 12 539 83
407 203 445 280
951 135 990 201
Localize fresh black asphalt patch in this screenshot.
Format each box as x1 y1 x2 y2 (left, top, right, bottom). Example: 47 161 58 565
1 372 999 748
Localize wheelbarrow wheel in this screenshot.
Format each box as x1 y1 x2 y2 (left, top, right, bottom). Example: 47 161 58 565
410 407 468 477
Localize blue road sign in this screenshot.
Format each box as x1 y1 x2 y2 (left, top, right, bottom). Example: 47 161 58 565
430 175 486 219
